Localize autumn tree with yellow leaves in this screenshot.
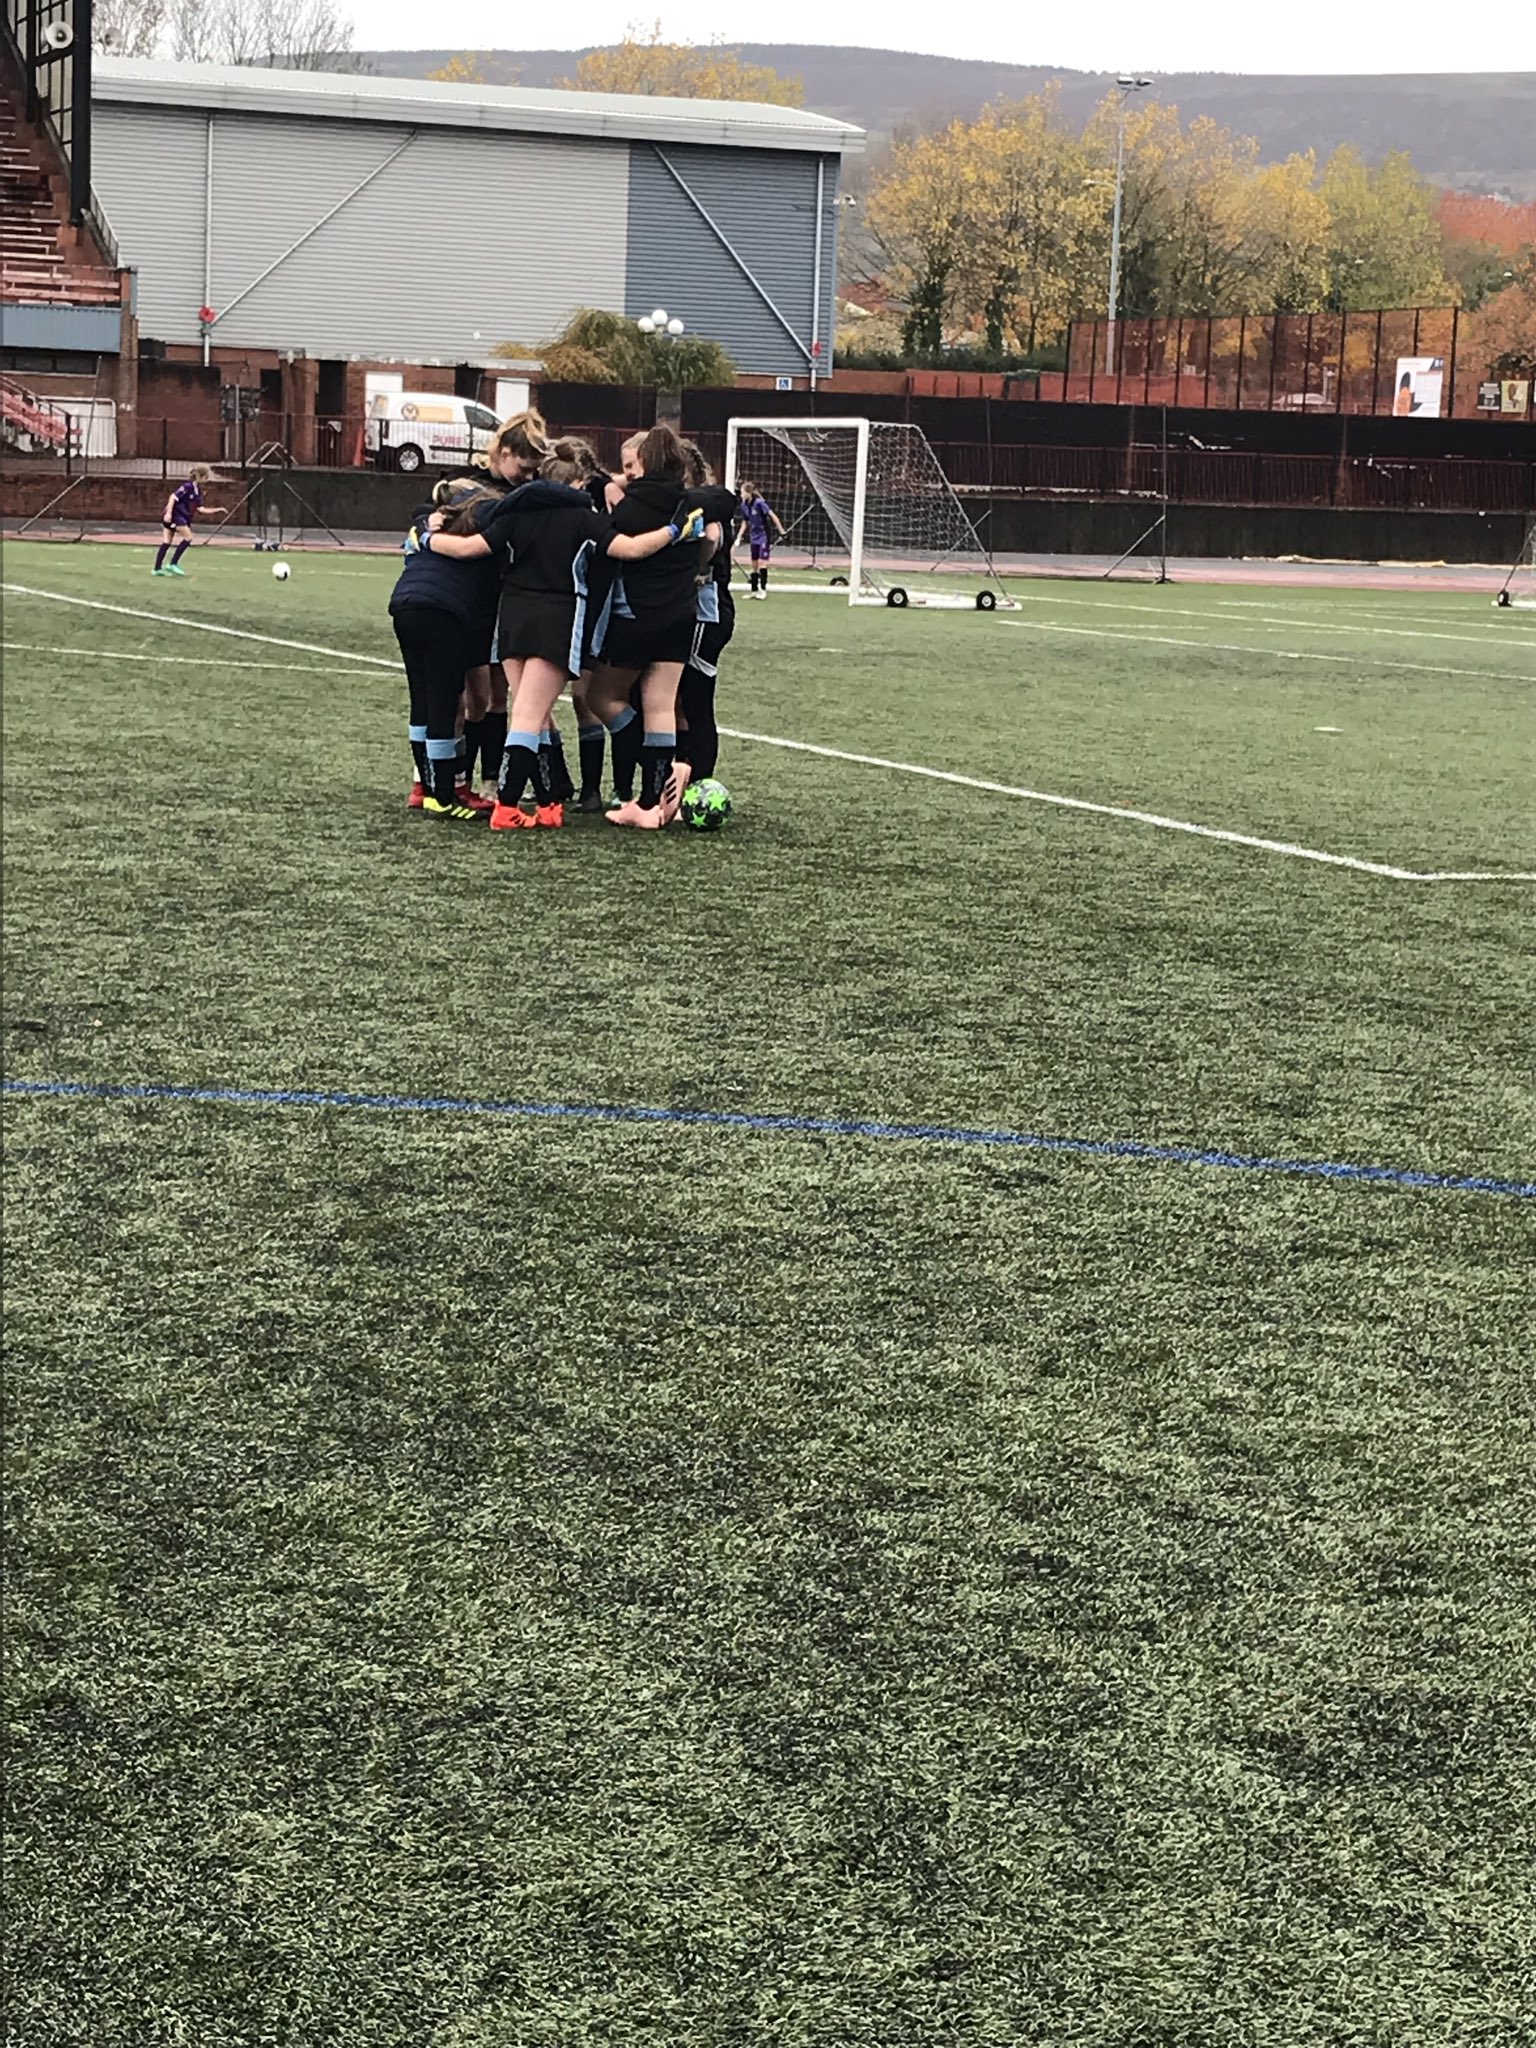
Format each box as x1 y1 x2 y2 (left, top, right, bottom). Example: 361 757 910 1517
428 53 494 86
863 123 973 355
560 25 803 106
1318 147 1451 310
954 91 1107 355
861 90 1460 360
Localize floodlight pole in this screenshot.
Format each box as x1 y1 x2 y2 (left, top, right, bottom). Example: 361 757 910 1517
1105 76 1151 377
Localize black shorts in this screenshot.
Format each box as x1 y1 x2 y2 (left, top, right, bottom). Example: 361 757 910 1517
497 591 583 678
601 612 695 671
689 610 735 678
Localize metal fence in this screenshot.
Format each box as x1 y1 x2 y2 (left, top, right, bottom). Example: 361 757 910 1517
1063 309 1532 420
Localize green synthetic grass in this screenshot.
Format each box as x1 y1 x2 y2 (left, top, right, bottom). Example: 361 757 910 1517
3 540 1535 2045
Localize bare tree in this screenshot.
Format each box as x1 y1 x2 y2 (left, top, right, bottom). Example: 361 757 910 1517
166 0 356 68
93 0 168 56
164 0 213 60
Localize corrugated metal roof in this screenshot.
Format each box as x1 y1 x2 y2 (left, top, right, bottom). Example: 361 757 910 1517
93 57 864 156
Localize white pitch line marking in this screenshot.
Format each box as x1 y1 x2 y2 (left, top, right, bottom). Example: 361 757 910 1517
1216 600 1512 629
1 583 393 667
993 612 1526 686
1238 614 1531 652
2 641 339 676
717 725 1536 885
1001 591 1535 657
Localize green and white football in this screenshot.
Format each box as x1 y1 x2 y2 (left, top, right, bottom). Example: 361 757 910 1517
680 778 733 831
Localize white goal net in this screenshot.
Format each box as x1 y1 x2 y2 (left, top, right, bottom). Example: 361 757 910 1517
725 417 1010 609
1496 517 1536 609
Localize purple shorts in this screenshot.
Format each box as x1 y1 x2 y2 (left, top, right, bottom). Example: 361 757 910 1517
749 541 771 563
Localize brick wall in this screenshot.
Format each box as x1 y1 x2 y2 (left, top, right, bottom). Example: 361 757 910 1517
3 472 178 520
135 360 222 462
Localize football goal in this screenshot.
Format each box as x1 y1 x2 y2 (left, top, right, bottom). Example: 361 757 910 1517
1495 517 1536 609
725 417 1012 609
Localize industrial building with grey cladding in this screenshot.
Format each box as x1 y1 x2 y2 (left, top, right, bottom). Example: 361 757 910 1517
88 58 863 379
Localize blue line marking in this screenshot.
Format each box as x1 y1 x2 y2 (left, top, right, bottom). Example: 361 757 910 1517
4 1077 1533 1199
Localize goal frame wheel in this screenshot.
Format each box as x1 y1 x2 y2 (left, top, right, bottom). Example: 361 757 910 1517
975 590 998 611
886 587 909 609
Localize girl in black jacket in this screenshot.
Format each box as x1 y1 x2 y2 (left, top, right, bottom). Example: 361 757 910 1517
588 424 724 829
669 437 738 806
389 481 505 822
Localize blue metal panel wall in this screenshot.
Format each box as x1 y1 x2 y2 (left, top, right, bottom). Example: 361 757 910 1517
0 301 122 352
626 142 841 380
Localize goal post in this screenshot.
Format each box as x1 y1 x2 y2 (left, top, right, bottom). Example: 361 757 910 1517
724 416 1012 609
1495 516 1536 609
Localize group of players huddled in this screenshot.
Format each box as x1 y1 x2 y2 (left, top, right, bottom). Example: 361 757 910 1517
388 408 785 831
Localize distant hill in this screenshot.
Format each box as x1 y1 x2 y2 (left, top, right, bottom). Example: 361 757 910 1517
359 47 1536 198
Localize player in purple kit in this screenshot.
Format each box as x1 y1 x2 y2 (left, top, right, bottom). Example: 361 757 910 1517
153 466 219 576
736 480 785 598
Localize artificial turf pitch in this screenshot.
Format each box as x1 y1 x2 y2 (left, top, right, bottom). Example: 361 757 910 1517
3 540 1535 2045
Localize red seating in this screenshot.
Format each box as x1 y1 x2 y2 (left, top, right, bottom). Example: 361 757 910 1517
1 374 71 449
0 90 124 310
1 264 124 304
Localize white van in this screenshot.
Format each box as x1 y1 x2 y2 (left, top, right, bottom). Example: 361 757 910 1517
365 391 502 474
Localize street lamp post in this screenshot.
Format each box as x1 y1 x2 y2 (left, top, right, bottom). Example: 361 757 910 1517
1106 75 1152 377
638 308 686 425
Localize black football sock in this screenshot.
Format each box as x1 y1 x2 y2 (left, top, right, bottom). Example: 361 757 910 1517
578 722 606 797
409 725 429 784
749 568 760 593
459 718 485 788
479 711 507 784
154 542 170 570
426 744 461 803
497 731 542 809
639 730 677 810
693 685 719 779
171 539 192 565
609 709 642 800
541 725 574 802
759 565 769 589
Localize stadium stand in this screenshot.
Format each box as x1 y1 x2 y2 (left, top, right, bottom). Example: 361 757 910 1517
0 86 120 305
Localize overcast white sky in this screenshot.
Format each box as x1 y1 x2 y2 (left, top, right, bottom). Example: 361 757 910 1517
349 1 1536 74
